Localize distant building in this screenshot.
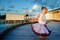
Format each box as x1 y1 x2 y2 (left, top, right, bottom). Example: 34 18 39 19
6 13 26 20
5 13 26 23
45 8 60 21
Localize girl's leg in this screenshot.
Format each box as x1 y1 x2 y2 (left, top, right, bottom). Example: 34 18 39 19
39 34 45 39
39 36 44 39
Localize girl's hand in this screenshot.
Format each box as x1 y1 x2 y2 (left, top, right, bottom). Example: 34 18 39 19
28 20 34 23
46 21 48 24
46 20 50 24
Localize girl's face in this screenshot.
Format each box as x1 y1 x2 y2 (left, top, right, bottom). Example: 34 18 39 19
41 9 47 14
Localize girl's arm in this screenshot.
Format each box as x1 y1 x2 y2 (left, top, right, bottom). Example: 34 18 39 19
46 20 50 24
28 14 40 23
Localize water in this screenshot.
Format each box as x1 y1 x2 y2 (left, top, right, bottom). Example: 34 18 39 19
0 22 60 40
0 23 15 34
0 24 15 28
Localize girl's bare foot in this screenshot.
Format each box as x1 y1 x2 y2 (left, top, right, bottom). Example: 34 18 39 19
40 36 44 40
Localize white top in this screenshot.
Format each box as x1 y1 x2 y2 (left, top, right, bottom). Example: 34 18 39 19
38 13 46 24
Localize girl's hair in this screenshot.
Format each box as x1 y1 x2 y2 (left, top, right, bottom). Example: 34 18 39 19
41 6 47 10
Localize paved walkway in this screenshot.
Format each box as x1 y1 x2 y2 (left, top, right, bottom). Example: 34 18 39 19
0 22 60 40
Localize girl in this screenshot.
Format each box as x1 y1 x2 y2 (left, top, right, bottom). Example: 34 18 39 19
29 6 51 39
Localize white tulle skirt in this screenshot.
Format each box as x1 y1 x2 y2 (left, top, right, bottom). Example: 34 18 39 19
31 23 51 36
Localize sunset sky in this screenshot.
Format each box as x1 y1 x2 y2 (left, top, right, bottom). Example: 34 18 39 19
0 0 60 15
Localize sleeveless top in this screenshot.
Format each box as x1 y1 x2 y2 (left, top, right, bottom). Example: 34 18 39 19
38 13 46 24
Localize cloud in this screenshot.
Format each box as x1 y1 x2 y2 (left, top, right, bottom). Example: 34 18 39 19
8 0 11 3
32 4 38 10
29 4 39 14
6 9 12 12
29 10 33 13
6 9 18 12
33 0 42 4
32 0 60 9
0 8 5 11
23 8 29 14
8 6 14 8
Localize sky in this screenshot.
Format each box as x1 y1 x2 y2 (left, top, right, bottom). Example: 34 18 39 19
0 0 60 15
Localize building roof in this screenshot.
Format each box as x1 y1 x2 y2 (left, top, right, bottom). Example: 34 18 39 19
48 8 60 13
5 13 26 15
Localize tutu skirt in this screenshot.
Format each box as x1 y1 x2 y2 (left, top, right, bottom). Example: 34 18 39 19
31 23 51 37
